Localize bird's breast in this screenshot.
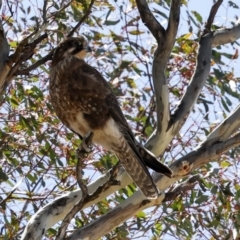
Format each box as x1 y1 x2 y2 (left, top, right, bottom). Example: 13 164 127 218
68 113 123 150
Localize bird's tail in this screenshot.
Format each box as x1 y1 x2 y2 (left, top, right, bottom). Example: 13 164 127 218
137 144 173 178
115 151 159 199
114 139 160 199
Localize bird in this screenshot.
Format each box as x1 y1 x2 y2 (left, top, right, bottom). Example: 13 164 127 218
49 36 173 199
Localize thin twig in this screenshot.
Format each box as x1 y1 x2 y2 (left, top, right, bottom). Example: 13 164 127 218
162 175 200 202
49 0 73 19
8 29 39 63
57 130 120 239
135 0 165 42
6 0 14 18
76 131 93 189
16 49 53 75
202 0 223 36
67 0 95 37
17 0 95 76
42 0 48 22
10 32 48 76
57 132 93 240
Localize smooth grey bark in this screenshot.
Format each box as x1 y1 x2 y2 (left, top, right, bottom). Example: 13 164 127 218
136 0 181 154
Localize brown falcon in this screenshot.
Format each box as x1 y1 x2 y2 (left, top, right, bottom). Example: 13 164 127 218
49 36 173 198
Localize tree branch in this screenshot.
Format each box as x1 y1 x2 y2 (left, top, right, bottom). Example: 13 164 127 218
49 0 74 19
166 0 181 44
201 103 240 147
168 32 213 134
163 175 200 202
67 0 95 37
57 133 92 240
0 28 48 97
145 21 240 156
21 162 124 240
0 33 48 95
0 0 10 92
16 50 54 76
202 0 223 36
137 0 181 155
212 20 240 47
135 0 165 42
42 0 48 23
65 132 240 239
65 190 162 240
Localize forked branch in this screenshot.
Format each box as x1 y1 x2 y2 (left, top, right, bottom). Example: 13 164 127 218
137 0 181 155
203 0 223 36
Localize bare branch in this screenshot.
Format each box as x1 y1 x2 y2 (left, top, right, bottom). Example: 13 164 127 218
167 0 225 135
65 191 164 240
213 21 240 47
201 104 240 147
169 132 240 177
5 0 14 18
156 132 240 190
138 0 180 154
42 0 48 23
166 0 181 45
48 0 73 19
0 178 23 207
67 0 95 37
0 0 10 92
163 175 200 202
57 132 93 240
135 0 165 42
203 0 223 36
153 0 180 128
0 27 10 91
0 33 48 96
16 50 53 76
145 21 240 156
168 32 213 135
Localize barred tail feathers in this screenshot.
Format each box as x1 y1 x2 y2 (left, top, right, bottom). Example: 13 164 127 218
114 139 159 199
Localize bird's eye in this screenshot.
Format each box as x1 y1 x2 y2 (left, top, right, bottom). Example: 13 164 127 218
73 40 81 47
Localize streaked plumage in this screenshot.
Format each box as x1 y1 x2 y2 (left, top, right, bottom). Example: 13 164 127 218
49 36 173 198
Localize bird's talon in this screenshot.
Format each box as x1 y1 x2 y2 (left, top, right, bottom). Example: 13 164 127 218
78 131 94 154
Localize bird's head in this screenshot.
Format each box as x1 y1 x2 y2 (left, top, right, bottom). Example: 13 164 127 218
52 36 92 65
